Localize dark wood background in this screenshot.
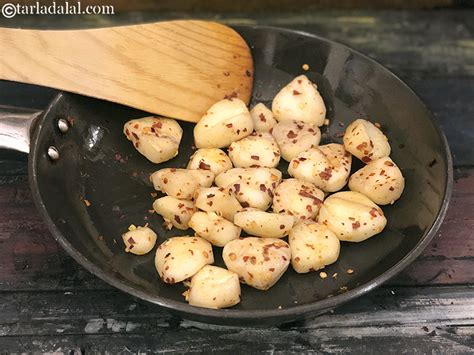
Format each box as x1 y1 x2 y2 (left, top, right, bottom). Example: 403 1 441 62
0 0 471 11
0 8 473 353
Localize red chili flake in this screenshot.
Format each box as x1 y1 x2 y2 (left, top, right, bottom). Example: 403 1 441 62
207 201 213 206
362 156 372 163
198 161 211 170
306 205 312 212
299 157 307 162
269 268 275 272
259 184 267 192
236 129 241 135
243 256 250 262
163 177 168 184
245 70 252 77
319 167 333 181
174 215 181 224
356 142 368 151
170 168 176 172
127 237 135 244
250 256 257 265
133 124 139 129
298 190 322 206
352 221 361 229
267 189 273 198
152 122 163 129
287 130 297 139
178 203 184 208
188 249 194 255
259 113 266 122
226 123 233 128
369 208 378 217
165 253 171 258
279 224 285 230
293 90 301 95
223 71 230 76
131 132 139 140
234 184 241 193
207 194 215 198
369 173 376 177
251 155 260 161
294 257 300 262
389 186 395 191
384 160 394 167
248 272 254 279
241 201 250 208
380 169 386 175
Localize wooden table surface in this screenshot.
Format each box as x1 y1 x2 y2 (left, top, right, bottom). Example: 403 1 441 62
0 10 473 353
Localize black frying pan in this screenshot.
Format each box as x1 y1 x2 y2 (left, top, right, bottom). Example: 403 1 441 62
0 25 452 325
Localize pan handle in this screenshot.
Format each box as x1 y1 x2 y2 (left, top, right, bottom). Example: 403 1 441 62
0 105 42 153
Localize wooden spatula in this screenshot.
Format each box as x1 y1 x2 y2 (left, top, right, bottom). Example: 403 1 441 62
0 20 253 123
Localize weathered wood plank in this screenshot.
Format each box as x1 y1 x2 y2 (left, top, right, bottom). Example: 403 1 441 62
392 169 474 285
407 78 474 167
0 169 472 292
0 286 472 353
0 0 457 13
0 329 472 354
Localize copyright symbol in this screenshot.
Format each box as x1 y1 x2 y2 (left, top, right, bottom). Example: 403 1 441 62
2 3 16 19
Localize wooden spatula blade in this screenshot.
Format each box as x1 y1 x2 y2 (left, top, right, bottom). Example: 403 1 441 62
0 20 254 122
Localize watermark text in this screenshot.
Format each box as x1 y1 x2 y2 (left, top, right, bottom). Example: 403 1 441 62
2 1 115 18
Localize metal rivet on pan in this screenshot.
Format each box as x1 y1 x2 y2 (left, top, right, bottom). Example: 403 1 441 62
47 146 59 161
58 119 69 133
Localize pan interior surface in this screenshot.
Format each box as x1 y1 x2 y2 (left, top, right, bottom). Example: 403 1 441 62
29 26 450 324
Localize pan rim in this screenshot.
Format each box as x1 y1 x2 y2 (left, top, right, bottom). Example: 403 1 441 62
28 24 453 323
